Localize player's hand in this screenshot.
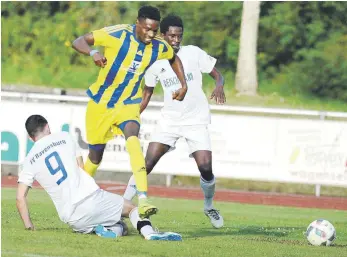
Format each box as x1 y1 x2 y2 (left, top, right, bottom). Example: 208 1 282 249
172 87 187 101
25 226 35 231
210 86 226 104
93 53 107 68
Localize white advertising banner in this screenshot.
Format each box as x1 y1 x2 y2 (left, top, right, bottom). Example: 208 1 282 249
274 119 347 186
1 100 346 187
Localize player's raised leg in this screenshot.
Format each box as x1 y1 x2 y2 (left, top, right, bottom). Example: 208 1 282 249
192 150 224 228
120 121 157 218
123 142 170 201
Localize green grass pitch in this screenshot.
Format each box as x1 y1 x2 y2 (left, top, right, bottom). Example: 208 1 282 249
1 188 346 257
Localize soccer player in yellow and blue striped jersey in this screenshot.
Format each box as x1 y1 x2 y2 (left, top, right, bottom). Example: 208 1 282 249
72 6 188 219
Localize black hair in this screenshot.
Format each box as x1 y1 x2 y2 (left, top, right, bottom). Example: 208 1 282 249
25 115 48 138
138 5 161 21
160 14 184 34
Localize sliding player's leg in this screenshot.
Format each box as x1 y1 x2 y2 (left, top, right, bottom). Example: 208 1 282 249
68 189 181 240
123 199 182 241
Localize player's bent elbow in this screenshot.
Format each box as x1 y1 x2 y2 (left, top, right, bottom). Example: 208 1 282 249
71 37 81 50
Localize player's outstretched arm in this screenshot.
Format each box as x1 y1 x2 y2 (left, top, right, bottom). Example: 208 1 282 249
140 86 154 114
72 33 107 68
16 183 34 230
209 67 226 104
169 55 188 101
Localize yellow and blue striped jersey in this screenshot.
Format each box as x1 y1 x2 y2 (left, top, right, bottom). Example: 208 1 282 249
87 24 174 108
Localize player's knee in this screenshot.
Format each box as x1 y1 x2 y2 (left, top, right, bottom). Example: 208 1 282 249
88 151 104 164
198 162 214 181
145 158 156 175
89 156 102 164
122 199 136 217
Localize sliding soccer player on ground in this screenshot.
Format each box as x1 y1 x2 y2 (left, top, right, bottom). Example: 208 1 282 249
16 115 182 241
124 15 225 228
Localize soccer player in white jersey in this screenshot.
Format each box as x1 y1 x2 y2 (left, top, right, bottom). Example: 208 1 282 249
16 115 182 241
124 15 225 228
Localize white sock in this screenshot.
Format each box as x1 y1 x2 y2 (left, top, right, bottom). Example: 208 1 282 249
129 207 154 237
107 224 124 237
123 175 137 201
200 176 216 210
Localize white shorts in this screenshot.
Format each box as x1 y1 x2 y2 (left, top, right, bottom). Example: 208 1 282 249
67 189 124 234
150 124 211 157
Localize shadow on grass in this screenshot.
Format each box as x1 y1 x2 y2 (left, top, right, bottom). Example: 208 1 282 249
181 225 347 248
183 225 306 239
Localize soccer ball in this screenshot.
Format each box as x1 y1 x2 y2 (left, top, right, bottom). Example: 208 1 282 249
305 219 336 246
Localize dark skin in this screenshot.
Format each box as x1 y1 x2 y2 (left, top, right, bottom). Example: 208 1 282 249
141 26 226 181
72 18 188 164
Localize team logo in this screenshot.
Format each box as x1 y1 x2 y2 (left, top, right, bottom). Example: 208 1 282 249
128 60 141 74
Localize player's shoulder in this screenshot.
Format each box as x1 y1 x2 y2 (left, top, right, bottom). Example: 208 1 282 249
153 35 167 44
101 24 133 39
48 132 74 145
103 24 132 33
182 45 204 54
152 36 172 50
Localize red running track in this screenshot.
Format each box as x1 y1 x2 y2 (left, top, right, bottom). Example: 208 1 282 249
2 176 347 210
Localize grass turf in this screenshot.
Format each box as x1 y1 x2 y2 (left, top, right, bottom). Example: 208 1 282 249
1 188 347 257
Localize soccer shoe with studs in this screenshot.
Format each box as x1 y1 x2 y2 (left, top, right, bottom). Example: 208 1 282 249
204 209 224 229
138 198 158 219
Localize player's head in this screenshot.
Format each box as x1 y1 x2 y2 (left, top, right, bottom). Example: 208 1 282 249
25 115 51 142
136 5 161 44
160 14 184 53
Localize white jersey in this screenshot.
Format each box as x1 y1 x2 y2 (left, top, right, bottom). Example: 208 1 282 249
18 132 99 223
145 45 217 126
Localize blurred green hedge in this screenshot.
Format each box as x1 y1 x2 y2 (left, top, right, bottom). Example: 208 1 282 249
2 1 347 101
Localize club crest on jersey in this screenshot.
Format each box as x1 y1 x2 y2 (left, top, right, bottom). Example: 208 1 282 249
128 60 141 74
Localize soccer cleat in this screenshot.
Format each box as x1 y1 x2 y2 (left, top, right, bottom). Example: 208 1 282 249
204 209 224 229
145 232 182 241
138 198 158 219
94 225 117 239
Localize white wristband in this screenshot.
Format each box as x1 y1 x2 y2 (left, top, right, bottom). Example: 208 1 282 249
89 50 99 57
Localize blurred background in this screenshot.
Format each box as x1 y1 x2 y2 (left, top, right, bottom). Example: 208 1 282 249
1 1 347 197
2 1 347 109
